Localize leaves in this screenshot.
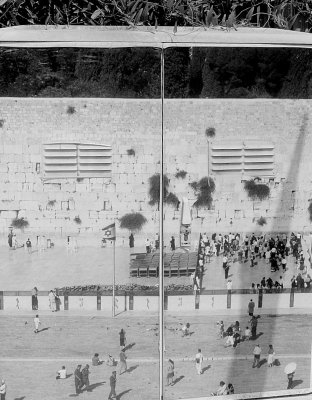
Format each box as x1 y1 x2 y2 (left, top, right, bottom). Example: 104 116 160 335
91 9 103 20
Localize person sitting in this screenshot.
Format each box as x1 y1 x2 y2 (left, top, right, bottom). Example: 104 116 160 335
56 366 67 379
181 323 190 337
243 326 251 341
106 354 116 367
225 332 234 347
227 383 234 394
92 353 102 366
211 381 227 396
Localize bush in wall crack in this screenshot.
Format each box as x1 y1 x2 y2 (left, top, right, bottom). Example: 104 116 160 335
244 179 270 201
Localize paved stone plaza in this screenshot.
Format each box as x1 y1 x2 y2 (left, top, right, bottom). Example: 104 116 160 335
0 313 310 399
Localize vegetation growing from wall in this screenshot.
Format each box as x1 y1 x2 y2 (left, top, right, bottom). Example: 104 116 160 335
205 127 216 138
73 216 82 224
127 148 135 156
257 216 267 226
190 177 215 209
120 212 147 231
11 217 29 229
175 170 187 179
149 174 179 209
244 179 270 200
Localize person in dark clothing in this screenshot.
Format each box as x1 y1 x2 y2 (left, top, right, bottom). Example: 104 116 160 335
250 315 258 338
74 365 82 394
81 364 90 391
108 371 117 399
31 287 38 310
170 236 175 251
129 233 134 248
119 329 126 349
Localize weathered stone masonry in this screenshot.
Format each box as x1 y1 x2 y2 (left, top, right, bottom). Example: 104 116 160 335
0 98 311 242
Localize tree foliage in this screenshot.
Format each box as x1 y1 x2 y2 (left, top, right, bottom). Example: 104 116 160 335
244 179 270 200
0 1 311 31
120 212 147 231
191 177 215 209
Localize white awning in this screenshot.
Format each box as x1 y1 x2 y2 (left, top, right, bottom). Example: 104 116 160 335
0 26 311 48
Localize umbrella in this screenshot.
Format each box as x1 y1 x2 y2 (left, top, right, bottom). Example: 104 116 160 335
284 363 297 375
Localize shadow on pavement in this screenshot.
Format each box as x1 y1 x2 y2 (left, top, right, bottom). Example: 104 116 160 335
116 389 132 399
172 375 184 385
127 365 139 373
202 365 211 374
124 343 135 351
84 381 105 392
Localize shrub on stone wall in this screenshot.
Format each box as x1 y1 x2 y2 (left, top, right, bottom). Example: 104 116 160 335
148 173 168 208
74 216 82 224
175 170 187 179
11 217 29 229
244 179 270 200
308 203 312 222
191 177 215 209
257 216 267 226
205 127 216 138
127 148 135 156
120 212 147 231
165 192 179 208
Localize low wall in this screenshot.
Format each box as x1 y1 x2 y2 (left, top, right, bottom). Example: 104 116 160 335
0 289 311 312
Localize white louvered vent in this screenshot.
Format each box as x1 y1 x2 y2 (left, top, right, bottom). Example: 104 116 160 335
211 141 274 176
43 143 112 179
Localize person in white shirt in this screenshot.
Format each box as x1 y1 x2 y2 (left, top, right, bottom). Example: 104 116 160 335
56 366 67 380
34 314 41 334
244 326 251 341
226 279 232 291
212 381 227 396
195 349 204 375
0 379 6 400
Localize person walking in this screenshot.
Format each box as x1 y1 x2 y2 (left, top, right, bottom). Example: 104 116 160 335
31 286 38 310
145 238 151 254
119 329 126 350
34 314 41 333
166 359 174 386
0 379 6 400
248 299 255 316
129 233 134 248
119 349 127 375
170 236 175 251
252 344 262 368
267 345 275 367
26 238 32 254
49 290 56 312
195 349 204 375
250 315 259 338
81 364 90 391
108 371 117 399
74 365 82 394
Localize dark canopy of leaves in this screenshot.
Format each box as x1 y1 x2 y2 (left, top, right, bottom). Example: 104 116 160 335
120 212 147 231
191 177 215 209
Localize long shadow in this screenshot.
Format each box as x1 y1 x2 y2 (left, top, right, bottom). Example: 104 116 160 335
172 375 184 385
230 111 309 394
124 343 135 351
202 365 211 374
14 397 26 400
127 365 139 373
83 381 105 392
38 327 50 333
291 379 303 389
116 389 132 399
250 332 263 341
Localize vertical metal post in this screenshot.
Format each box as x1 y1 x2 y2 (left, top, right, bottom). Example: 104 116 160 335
159 46 165 400
112 238 116 317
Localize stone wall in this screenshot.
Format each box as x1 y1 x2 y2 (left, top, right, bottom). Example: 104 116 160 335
0 98 311 244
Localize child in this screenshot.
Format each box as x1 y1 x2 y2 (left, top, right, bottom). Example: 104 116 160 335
244 326 251 341
217 321 224 339
34 314 41 333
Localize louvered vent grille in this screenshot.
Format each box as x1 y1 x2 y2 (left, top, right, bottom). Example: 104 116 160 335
211 141 274 176
43 143 112 178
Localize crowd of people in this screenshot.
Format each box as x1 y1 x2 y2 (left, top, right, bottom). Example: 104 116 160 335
200 231 312 290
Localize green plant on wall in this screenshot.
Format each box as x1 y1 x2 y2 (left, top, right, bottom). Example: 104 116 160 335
257 216 267 226
190 177 215 209
244 179 270 200
120 212 147 231
127 148 135 156
11 217 29 229
148 173 179 210
74 216 82 224
175 170 187 179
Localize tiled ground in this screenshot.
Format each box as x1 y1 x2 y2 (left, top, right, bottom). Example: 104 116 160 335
0 313 310 399
0 242 299 291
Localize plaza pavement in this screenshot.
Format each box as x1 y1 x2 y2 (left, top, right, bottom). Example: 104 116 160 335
0 241 299 291
0 313 311 399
